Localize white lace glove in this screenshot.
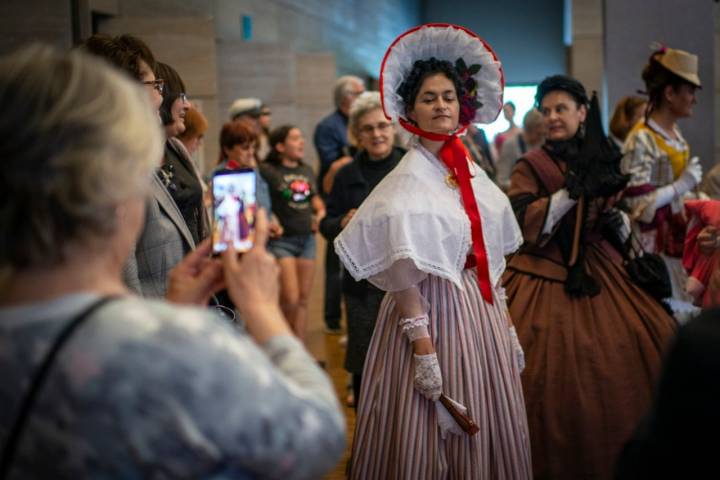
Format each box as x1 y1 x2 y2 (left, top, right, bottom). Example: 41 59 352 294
655 156 703 209
399 314 430 342
508 326 525 372
414 353 442 401
435 397 468 439
542 188 578 235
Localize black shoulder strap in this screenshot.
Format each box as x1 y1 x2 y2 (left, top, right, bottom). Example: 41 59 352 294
522 148 565 194
0 296 117 478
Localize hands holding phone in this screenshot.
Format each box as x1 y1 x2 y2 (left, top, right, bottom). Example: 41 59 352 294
222 209 291 342
165 238 225 305
165 209 291 342
221 209 279 310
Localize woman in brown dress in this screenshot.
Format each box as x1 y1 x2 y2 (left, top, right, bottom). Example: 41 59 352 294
503 75 677 479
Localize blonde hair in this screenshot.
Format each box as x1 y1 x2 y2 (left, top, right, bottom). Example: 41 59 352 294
0 44 163 269
347 91 385 147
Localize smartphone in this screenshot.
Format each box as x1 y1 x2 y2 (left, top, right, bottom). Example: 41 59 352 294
212 168 257 255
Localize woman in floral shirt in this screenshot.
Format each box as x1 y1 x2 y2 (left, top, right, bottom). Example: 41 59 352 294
0 45 344 479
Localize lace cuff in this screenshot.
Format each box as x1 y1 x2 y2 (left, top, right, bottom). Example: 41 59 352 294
400 314 430 342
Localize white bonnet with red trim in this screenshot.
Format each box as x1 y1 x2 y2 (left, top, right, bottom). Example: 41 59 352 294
380 23 505 129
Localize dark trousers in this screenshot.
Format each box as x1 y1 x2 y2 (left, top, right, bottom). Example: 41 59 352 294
324 246 342 329
352 373 362 409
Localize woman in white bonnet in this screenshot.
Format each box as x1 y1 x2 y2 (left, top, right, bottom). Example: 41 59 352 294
336 24 531 479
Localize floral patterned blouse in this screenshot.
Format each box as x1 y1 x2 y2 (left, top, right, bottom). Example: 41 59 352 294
0 294 345 479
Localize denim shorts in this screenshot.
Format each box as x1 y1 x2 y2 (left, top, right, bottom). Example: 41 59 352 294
268 234 317 260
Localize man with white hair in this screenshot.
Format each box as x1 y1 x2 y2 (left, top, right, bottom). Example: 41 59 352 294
313 75 365 334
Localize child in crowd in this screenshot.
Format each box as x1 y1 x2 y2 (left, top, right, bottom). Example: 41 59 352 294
261 125 325 340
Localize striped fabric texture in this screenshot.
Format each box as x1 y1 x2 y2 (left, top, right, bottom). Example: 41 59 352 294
350 270 532 479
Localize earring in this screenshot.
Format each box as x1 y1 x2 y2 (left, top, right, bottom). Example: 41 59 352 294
578 122 586 138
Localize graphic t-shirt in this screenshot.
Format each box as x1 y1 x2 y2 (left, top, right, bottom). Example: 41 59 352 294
260 162 316 236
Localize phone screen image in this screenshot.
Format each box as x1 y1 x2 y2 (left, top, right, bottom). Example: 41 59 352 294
212 169 256 254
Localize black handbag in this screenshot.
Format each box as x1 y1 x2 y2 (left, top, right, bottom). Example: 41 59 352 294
601 209 672 303
623 233 673 302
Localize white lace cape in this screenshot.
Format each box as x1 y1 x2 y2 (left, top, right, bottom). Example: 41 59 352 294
334 146 523 292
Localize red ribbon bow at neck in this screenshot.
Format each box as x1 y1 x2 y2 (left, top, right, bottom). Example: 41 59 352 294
399 118 494 304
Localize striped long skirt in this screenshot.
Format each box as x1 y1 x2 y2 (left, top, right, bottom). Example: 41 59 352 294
350 270 532 479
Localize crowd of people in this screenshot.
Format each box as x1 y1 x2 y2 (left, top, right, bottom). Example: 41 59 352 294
0 21 716 480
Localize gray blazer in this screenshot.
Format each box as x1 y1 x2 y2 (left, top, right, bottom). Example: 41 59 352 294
123 174 195 298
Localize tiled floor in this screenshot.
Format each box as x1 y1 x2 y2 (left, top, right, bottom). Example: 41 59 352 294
305 236 355 479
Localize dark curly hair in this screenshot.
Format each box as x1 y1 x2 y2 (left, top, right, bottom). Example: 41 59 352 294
535 75 589 108
397 57 464 120
642 50 694 119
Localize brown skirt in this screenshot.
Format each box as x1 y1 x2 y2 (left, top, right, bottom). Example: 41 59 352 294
503 242 677 480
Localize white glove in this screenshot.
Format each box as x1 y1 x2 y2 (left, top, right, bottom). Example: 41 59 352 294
653 184 676 209
508 326 525 372
414 353 442 401
435 397 468 439
654 157 702 209
673 156 702 196
542 188 578 235
655 157 702 209
399 314 430 342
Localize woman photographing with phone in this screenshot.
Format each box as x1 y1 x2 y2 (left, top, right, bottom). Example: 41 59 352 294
260 126 325 340
0 45 344 479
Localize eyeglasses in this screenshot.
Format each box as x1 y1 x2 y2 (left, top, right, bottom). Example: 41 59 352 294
142 78 164 94
359 122 393 135
179 92 188 104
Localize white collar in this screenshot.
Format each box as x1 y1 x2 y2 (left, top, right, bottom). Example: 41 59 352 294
647 118 687 151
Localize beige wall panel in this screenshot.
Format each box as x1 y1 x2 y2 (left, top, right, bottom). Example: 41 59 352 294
570 35 603 99
116 0 211 17
295 53 336 107
216 41 296 115
0 0 72 54
572 0 602 36
100 16 217 97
